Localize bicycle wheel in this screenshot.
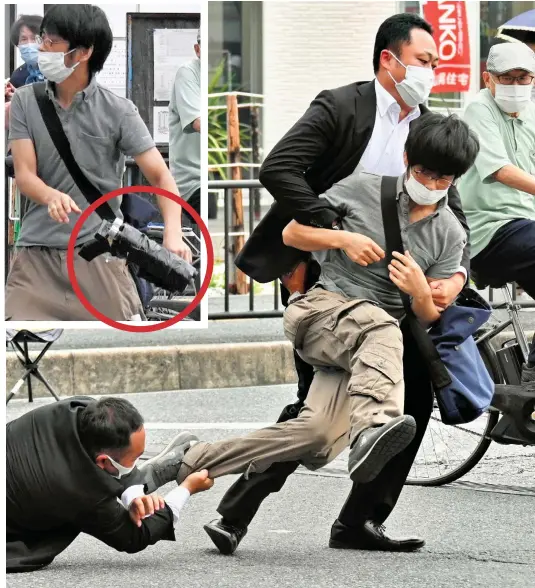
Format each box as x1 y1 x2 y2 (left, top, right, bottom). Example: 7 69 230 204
406 338 500 486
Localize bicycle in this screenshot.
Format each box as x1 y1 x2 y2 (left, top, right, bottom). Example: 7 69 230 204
142 223 202 322
407 276 535 486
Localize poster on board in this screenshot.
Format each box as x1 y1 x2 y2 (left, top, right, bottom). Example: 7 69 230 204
153 28 198 101
153 106 169 143
96 38 126 97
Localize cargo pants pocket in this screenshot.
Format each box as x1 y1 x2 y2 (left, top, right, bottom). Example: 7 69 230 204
349 349 403 402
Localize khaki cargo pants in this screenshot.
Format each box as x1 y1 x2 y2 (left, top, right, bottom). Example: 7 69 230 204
177 288 404 482
5 247 145 321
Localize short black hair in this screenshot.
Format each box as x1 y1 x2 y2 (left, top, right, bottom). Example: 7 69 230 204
405 113 480 178
78 397 144 459
41 4 113 74
373 13 434 73
10 14 43 46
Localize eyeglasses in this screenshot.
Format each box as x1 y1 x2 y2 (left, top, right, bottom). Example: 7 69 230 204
35 35 66 49
491 73 535 86
412 168 454 190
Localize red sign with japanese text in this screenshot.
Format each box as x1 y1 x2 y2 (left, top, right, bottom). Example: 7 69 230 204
423 1 471 93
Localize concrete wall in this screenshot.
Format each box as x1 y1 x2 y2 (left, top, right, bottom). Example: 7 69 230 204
262 0 397 156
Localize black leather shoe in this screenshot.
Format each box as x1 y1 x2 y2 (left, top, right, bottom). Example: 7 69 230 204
204 518 248 555
329 520 425 552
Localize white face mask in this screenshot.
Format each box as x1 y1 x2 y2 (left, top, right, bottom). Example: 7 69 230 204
387 51 435 108
493 82 533 113
405 172 448 206
104 454 139 479
38 48 79 83
531 84 535 103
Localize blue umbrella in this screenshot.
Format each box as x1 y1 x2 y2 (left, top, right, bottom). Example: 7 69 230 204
497 9 535 42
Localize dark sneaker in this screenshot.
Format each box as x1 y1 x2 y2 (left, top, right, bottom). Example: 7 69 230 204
204 518 248 555
521 363 535 386
348 416 416 484
140 431 199 493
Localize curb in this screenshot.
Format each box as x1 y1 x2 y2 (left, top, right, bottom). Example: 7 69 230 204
6 341 298 399
6 330 533 400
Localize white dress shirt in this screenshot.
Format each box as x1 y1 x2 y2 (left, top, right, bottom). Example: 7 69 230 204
359 79 421 176
121 484 190 529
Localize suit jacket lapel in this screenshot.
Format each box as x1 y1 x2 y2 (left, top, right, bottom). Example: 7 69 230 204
335 80 377 182
354 80 377 139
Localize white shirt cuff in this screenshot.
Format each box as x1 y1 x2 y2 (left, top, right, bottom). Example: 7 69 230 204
164 486 191 527
456 266 468 284
120 484 145 509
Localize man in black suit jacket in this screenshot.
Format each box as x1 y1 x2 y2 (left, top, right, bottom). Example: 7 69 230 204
7 397 212 573
204 13 471 554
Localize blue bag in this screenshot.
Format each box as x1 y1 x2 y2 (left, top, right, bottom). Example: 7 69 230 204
121 194 159 231
380 176 494 425
428 289 494 424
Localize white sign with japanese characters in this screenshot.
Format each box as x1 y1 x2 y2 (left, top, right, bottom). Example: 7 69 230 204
153 28 198 102
96 38 126 97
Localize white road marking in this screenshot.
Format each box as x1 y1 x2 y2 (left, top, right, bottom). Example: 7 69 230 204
145 422 273 430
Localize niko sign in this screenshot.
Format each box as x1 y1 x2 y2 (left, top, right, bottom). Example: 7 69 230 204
423 0 471 93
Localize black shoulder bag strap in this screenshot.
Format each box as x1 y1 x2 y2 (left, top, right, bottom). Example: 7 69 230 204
32 82 116 222
380 175 451 390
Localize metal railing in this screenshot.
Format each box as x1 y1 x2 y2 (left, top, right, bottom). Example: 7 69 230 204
206 179 535 319
6 168 534 317
207 179 283 320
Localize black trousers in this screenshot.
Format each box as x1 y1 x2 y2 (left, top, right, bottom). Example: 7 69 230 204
217 270 435 536
182 188 201 230
471 219 535 365
7 502 175 573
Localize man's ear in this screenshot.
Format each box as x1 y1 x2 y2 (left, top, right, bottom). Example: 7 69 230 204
76 46 94 65
403 152 408 167
379 48 395 72
482 71 492 90
95 454 108 470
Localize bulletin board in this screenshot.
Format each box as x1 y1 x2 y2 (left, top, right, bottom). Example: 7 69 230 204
126 12 200 151
96 38 127 98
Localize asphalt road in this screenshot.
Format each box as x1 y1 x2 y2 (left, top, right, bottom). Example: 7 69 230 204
6 385 535 588
43 317 285 350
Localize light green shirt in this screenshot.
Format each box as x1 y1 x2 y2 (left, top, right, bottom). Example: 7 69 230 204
457 88 535 258
168 57 200 201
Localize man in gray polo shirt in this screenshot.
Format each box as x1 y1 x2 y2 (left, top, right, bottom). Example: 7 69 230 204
136 114 479 493
458 43 535 384
6 5 192 321
168 28 201 224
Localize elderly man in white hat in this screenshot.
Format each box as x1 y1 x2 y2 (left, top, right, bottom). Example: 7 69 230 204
457 42 535 386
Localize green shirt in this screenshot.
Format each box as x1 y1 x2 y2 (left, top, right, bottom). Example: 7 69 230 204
458 88 535 258
168 57 200 201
